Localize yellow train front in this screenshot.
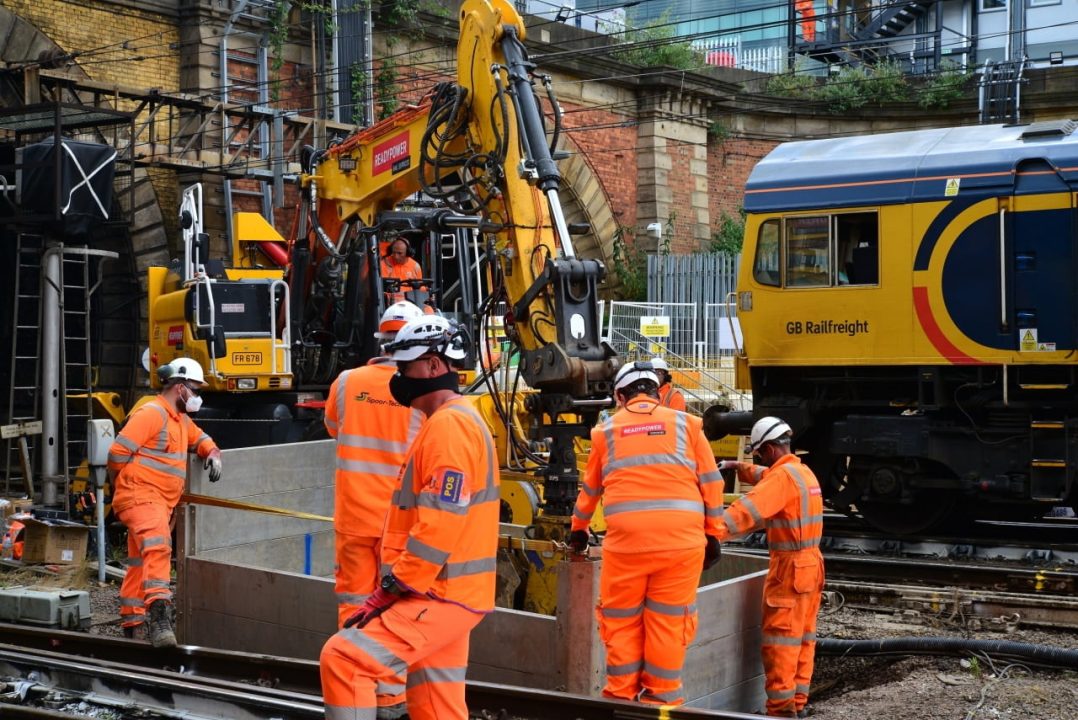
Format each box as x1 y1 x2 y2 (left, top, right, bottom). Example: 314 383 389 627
730 121 1078 533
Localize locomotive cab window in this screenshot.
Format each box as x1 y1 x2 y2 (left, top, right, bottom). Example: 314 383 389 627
785 216 830 287
834 212 879 286
753 219 781 286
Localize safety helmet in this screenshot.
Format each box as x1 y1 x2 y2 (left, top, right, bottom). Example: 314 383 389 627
749 416 792 453
384 315 468 362
649 356 669 372
613 361 659 393
376 301 424 339
158 357 207 386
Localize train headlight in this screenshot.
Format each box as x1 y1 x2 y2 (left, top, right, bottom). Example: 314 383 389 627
230 377 257 390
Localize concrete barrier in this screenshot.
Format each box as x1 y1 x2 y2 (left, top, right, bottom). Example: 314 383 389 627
176 441 767 711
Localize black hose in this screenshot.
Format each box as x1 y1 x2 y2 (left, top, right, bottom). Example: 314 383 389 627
817 637 1078 670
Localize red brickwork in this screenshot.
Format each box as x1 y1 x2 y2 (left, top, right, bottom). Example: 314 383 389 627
666 139 698 254
708 137 780 226
559 103 637 229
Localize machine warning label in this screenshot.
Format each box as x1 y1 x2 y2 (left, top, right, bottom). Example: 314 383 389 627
167 325 184 346
1020 329 1038 352
944 177 961 197
221 303 245 313
373 131 410 175
785 319 869 337
232 352 263 365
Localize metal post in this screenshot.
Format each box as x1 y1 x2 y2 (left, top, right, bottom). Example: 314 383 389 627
95 466 107 583
40 246 62 502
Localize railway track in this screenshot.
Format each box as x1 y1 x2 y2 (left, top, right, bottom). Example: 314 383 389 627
0 624 762 720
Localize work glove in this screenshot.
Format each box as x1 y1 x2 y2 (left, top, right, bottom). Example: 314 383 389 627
718 460 739 471
343 587 400 629
204 449 223 483
568 529 590 555
703 535 722 570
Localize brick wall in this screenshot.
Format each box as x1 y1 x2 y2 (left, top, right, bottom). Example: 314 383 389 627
707 136 780 231
560 104 637 230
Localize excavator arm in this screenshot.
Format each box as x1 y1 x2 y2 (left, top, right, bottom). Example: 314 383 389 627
294 0 617 518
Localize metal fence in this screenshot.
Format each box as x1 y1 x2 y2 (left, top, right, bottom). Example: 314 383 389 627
694 36 787 75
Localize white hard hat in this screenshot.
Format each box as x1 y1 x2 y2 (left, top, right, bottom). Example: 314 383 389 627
376 301 424 339
614 361 659 393
159 357 207 386
649 356 669 372
384 315 468 362
750 416 792 452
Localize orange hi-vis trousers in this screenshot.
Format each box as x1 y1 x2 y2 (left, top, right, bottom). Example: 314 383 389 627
116 501 173 628
334 535 380 629
320 595 483 720
598 546 704 705
762 549 824 717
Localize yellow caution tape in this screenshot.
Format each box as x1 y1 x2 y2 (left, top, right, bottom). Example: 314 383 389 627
181 493 334 523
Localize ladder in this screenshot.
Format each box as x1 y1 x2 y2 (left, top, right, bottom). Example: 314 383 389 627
59 248 93 482
1029 416 1070 502
979 59 1026 125
4 234 45 495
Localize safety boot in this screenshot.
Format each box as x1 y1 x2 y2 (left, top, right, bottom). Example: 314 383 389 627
122 623 146 641
147 600 177 649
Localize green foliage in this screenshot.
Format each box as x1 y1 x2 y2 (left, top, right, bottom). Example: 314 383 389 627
709 207 745 255
375 58 401 119
267 0 292 102
350 62 368 125
918 60 973 109
765 66 816 98
612 15 703 70
708 121 730 143
611 225 649 301
767 60 913 113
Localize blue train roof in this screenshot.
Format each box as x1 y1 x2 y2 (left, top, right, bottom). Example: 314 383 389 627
744 121 1078 213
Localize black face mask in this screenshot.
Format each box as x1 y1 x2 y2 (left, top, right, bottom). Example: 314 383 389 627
389 370 458 407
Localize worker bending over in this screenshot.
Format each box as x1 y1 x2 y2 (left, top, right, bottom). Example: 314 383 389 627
570 361 723 705
324 301 425 719
718 417 825 718
651 356 686 411
320 315 499 720
108 358 222 648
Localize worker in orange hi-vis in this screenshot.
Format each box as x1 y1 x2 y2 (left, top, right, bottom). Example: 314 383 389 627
324 301 425 720
107 358 221 649
796 0 817 42
569 361 724 706
650 356 687 412
717 417 825 718
320 315 500 720
380 236 424 303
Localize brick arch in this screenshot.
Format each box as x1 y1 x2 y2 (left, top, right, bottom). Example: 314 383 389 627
0 7 170 402
558 135 618 271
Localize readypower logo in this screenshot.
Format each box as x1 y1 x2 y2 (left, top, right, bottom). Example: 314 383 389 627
373 131 410 175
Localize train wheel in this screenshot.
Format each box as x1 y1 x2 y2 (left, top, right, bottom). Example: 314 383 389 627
848 458 958 535
856 491 957 535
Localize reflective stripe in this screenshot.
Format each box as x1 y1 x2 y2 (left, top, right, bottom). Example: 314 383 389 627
126 556 143 567
407 410 423 443
120 597 144 607
741 496 764 526
767 688 797 700
325 416 339 432
643 661 681 680
146 404 169 451
643 688 683 703
379 563 393 578
335 370 351 429
674 412 688 461
645 598 696 616
768 514 824 530
606 660 643 676
437 557 496 579
445 403 495 491
336 592 369 605
338 433 411 454
338 458 402 477
724 514 740 534
139 447 186 461
107 452 129 465
143 579 171 589
699 469 723 485
406 536 450 566
417 493 469 515
116 436 140 453
136 455 187 479
751 466 766 483
602 417 615 463
468 485 501 505
796 683 811 695
407 666 467 687
573 507 592 523
601 604 644 619
762 634 803 647
603 499 704 517
603 452 695 477
582 482 602 497
340 629 409 674
770 537 822 551
376 680 406 695
325 704 376 720
396 459 417 509
705 506 724 517
803 632 817 642
141 535 170 549
193 432 211 447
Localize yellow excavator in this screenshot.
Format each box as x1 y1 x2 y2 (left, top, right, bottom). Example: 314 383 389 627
146 0 620 612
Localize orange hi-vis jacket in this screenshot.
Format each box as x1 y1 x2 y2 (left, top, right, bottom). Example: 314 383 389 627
108 395 217 512
571 395 723 552
325 362 424 537
380 257 423 286
383 397 500 613
716 454 824 550
659 383 686 412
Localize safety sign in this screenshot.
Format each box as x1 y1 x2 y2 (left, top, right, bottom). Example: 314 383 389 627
1020 328 1038 352
640 315 670 338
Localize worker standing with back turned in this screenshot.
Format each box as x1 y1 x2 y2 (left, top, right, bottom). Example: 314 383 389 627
108 358 222 648
324 301 425 719
320 315 500 720
718 416 825 718
569 361 724 706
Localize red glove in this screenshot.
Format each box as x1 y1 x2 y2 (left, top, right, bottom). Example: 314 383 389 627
343 588 400 629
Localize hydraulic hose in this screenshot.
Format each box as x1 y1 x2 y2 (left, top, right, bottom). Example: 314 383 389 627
816 637 1078 670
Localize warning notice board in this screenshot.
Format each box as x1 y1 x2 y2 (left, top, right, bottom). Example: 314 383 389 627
1020 328 1038 352
639 315 670 338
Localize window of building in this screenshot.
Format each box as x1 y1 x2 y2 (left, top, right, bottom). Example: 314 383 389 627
980 0 1007 11
833 212 879 286
785 216 831 287
753 219 781 286
1028 0 1060 7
